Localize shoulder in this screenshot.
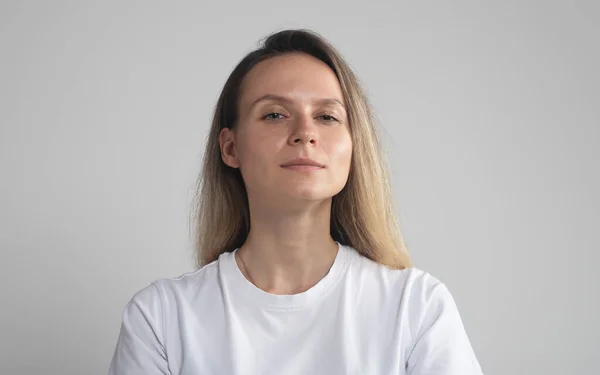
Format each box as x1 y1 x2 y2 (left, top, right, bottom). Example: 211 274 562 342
350 249 483 371
347 246 457 326
347 245 447 298
123 258 222 315
109 260 225 374
153 259 221 298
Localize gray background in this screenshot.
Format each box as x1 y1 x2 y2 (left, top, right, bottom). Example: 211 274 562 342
1 1 598 374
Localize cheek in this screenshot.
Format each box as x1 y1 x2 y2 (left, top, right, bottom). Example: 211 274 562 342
236 130 282 174
330 132 353 169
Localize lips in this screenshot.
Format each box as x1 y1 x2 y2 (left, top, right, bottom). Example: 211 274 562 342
280 158 325 168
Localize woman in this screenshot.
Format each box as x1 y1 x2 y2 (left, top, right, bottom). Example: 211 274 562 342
108 29 483 374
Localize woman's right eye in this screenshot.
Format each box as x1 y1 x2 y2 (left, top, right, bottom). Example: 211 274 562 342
262 113 285 121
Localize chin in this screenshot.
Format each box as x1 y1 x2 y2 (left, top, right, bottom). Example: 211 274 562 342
283 185 341 202
260 178 345 204
288 191 330 201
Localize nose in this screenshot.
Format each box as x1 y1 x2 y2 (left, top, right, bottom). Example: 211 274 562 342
288 115 318 146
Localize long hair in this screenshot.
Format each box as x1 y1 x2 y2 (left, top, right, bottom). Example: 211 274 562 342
190 29 412 269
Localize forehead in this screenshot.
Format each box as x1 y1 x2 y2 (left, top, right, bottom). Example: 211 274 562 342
239 53 345 109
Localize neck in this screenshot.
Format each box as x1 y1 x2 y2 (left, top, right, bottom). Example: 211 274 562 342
236 197 339 295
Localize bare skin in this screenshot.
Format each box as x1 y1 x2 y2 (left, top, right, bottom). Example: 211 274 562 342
219 52 352 295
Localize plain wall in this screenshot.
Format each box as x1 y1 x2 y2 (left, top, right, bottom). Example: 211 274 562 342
1 1 598 374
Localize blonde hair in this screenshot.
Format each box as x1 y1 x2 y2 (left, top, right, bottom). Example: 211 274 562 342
190 29 412 269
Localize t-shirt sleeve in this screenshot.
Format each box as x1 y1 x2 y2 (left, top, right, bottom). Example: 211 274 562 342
108 282 170 375
405 279 483 375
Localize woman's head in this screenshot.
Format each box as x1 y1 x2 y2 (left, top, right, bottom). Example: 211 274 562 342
192 29 411 269
219 52 352 207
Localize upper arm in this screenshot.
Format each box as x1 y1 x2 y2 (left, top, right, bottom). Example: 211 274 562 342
108 283 170 375
405 281 483 375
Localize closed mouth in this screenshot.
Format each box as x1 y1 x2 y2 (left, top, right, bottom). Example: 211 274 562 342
280 158 325 168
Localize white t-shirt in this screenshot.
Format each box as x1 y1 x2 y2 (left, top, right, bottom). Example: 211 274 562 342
108 242 483 374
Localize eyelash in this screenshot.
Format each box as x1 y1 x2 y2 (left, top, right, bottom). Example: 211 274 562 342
262 113 340 123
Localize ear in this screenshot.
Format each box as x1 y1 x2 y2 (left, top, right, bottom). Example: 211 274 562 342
219 127 240 168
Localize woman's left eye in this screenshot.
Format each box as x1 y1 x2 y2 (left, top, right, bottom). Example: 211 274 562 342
318 114 339 123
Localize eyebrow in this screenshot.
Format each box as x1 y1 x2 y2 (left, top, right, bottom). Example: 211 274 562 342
249 94 346 111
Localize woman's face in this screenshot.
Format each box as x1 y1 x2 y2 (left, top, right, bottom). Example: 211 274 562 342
220 52 352 205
